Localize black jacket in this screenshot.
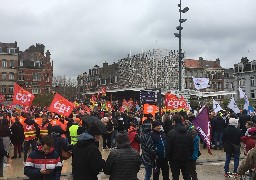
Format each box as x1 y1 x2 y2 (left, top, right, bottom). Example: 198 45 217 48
104 142 141 180
212 116 226 132
10 121 24 144
72 133 105 180
166 124 194 162
0 138 8 158
222 125 242 154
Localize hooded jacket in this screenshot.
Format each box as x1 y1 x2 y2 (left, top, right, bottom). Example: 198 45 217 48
238 147 256 178
166 123 194 162
72 133 105 180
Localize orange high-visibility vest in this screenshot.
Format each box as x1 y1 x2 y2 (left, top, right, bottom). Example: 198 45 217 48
23 124 36 141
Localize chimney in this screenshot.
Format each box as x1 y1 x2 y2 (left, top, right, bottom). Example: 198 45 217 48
216 58 220 66
199 57 203 60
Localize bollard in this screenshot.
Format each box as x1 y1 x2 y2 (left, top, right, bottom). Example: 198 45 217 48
0 157 3 177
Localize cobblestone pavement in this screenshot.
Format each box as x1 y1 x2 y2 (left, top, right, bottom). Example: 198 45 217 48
1 143 246 180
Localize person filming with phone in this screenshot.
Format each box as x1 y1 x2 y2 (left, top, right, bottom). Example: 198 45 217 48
24 135 62 180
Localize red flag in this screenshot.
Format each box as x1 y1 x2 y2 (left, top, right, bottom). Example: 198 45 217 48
101 86 106 96
192 106 212 155
13 83 35 106
48 93 74 117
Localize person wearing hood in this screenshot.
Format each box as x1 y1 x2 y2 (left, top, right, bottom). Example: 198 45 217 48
166 114 194 180
141 123 156 180
24 135 62 180
10 117 24 159
150 120 169 180
72 123 105 180
222 114 242 177
128 123 140 152
104 131 141 180
23 114 40 162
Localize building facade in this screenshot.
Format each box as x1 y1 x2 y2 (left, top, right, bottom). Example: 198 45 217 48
17 43 53 95
0 42 19 101
0 42 53 102
184 57 224 91
233 57 256 100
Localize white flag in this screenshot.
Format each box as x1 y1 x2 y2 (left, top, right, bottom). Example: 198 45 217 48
192 78 209 90
213 99 223 113
244 95 250 110
239 87 245 99
227 97 240 114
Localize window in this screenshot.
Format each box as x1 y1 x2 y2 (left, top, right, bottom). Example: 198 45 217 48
251 77 255 86
18 75 24 81
0 47 2 53
1 85 6 93
32 86 41 94
9 85 14 93
34 61 41 68
2 72 7 80
20 60 23 66
101 79 106 85
251 90 255 99
33 72 41 81
10 60 15 68
9 73 14 80
8 48 16 54
2 60 7 67
225 82 229 89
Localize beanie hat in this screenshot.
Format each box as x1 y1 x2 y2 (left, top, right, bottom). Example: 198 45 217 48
152 121 161 129
116 132 129 144
229 118 238 126
88 123 102 136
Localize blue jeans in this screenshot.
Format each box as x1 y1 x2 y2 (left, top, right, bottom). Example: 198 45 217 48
144 164 152 180
213 132 223 147
224 150 240 173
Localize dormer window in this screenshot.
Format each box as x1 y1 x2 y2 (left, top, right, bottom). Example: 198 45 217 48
7 48 16 54
34 61 41 68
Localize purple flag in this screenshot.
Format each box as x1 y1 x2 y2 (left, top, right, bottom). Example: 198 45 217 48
192 106 212 155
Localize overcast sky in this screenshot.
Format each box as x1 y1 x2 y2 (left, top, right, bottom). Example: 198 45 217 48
0 0 255 78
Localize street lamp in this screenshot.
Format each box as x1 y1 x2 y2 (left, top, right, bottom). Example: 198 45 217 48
174 0 189 91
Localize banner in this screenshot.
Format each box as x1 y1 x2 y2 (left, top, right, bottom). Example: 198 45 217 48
13 83 35 106
165 93 189 111
213 99 223 113
227 97 240 114
192 78 209 90
106 101 112 111
143 103 156 115
101 86 106 96
192 106 212 155
48 93 74 117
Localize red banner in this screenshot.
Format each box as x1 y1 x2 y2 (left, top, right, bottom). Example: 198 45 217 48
165 93 189 110
13 83 35 106
48 93 74 117
101 86 106 96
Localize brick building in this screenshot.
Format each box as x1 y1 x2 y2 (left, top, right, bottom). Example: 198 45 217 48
0 42 53 102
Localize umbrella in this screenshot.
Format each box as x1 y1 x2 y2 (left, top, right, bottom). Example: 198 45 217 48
81 115 107 135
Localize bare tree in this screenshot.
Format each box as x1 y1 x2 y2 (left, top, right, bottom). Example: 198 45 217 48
52 75 77 100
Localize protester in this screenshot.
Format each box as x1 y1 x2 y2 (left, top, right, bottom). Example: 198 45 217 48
40 115 52 138
23 114 40 162
128 123 140 152
162 114 172 134
240 127 256 156
72 123 105 180
167 114 194 180
10 117 24 159
150 120 169 180
211 112 226 150
238 146 256 176
222 115 242 177
69 118 80 145
141 123 156 180
0 137 10 170
104 131 141 180
0 118 12 166
239 109 251 135
24 135 62 180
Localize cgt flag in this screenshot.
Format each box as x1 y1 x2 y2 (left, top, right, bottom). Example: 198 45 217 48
192 106 212 155
49 93 74 117
13 83 35 106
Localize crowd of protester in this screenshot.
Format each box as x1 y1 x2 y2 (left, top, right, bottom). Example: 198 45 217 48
1 104 256 179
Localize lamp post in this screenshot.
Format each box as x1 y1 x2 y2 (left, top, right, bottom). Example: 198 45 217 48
174 0 189 91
